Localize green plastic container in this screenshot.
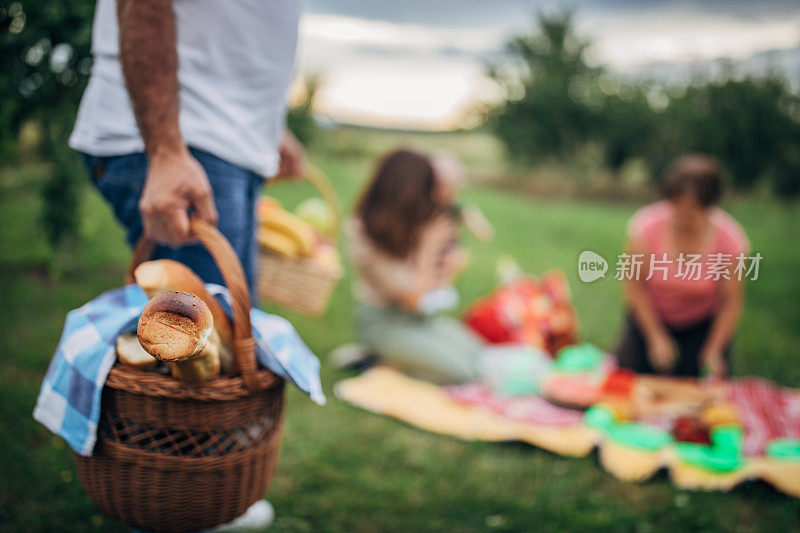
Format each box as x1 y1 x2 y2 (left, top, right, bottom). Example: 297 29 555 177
675 443 744 473
606 422 672 452
766 439 800 463
554 343 605 374
584 405 616 431
711 425 743 454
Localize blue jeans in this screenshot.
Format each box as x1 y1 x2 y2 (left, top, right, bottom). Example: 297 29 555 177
81 148 263 298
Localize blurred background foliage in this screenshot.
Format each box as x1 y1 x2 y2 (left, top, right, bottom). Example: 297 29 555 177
488 12 800 196
2 0 94 253
1 5 799 257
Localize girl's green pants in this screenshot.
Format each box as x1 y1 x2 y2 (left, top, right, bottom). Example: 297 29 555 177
356 304 485 384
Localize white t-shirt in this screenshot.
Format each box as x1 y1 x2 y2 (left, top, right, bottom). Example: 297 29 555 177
69 0 301 178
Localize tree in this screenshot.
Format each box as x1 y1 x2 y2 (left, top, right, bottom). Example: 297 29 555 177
2 1 95 247
489 11 603 162
661 77 800 192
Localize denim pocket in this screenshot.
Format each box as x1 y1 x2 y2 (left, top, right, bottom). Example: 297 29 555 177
96 153 147 192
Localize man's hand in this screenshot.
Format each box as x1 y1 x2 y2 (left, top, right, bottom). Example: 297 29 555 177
139 148 218 245
646 330 678 373
273 130 306 180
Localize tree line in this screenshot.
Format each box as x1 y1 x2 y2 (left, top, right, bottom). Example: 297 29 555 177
488 12 800 197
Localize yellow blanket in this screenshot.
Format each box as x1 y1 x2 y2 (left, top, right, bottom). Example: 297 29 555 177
335 367 800 498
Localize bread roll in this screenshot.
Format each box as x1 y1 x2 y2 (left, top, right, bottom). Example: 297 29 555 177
134 259 233 348
137 291 213 362
170 328 221 382
116 333 157 368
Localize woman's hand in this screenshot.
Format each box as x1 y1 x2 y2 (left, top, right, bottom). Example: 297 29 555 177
646 331 678 373
441 247 470 283
700 348 727 378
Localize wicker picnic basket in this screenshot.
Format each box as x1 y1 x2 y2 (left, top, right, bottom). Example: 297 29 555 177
257 165 342 315
75 219 285 533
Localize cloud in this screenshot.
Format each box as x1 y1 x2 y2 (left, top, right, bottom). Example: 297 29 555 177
296 4 800 128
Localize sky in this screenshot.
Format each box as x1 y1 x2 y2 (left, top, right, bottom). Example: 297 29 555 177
296 1 800 130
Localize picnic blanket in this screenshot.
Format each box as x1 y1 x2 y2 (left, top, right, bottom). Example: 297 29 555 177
34 283 325 456
336 367 800 498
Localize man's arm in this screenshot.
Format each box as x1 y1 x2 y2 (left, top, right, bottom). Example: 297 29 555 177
117 0 217 245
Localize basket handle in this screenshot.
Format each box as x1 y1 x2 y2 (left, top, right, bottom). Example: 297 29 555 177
299 164 341 242
125 219 261 391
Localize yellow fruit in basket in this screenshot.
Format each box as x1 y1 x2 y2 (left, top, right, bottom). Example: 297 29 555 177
258 227 301 258
257 196 282 218
296 197 334 236
260 209 315 256
311 241 342 274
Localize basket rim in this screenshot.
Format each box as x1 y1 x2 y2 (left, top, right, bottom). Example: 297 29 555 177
105 364 283 401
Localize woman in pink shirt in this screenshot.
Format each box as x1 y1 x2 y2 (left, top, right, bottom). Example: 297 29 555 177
615 154 749 378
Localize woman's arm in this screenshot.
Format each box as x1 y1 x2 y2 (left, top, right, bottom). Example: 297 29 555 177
700 276 744 377
623 239 678 372
395 217 455 310
351 217 450 312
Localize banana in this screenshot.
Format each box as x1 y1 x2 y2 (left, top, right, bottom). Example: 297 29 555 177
260 209 315 256
258 227 301 258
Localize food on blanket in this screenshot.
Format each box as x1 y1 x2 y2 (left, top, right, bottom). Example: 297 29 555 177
137 291 213 362
116 333 157 368
259 208 315 256
600 398 635 421
296 197 334 236
134 259 233 372
170 328 222 382
672 416 711 444
632 376 726 417
542 374 601 408
700 403 739 428
601 368 636 398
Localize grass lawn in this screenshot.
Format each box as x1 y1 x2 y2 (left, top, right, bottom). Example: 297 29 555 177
1 129 799 532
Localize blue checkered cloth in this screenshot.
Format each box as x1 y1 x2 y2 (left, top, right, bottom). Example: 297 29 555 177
33 283 325 456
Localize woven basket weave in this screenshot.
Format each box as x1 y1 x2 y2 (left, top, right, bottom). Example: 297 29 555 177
75 219 285 533
257 165 342 316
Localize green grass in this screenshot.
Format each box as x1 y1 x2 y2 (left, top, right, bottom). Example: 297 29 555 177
1 129 799 532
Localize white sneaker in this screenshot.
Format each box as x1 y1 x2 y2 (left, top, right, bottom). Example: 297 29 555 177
204 500 275 532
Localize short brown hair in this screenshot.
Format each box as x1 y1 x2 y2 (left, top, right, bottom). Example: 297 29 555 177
356 149 444 258
661 154 725 207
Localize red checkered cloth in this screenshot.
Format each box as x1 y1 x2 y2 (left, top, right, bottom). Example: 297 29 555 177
728 378 800 456
446 383 585 427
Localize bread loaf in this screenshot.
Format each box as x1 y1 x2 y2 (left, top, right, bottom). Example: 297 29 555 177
137 291 213 362
170 328 221 382
134 259 234 372
116 333 157 368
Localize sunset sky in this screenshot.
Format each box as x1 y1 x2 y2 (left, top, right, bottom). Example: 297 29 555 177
296 1 800 130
